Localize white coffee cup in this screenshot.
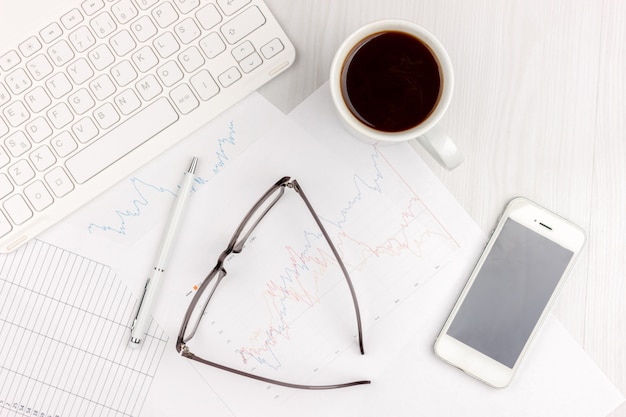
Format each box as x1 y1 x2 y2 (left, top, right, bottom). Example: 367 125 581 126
330 19 463 170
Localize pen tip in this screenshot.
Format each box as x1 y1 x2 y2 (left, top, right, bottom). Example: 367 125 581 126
188 157 198 173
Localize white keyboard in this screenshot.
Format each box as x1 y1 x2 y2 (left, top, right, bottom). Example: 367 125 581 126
0 0 295 252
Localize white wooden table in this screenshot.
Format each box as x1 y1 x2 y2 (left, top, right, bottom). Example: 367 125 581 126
0 0 623 415
261 1 625 416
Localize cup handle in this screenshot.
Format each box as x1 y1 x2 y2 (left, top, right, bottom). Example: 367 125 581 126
410 124 464 170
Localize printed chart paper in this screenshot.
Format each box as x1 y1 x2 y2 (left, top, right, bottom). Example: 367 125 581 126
0 239 167 417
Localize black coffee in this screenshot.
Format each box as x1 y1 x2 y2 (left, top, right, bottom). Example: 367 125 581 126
340 31 441 132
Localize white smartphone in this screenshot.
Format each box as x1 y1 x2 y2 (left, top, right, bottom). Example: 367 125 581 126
434 197 586 388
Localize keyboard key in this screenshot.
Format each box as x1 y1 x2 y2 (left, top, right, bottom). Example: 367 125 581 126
44 167 74 197
178 46 204 72
218 66 241 87
24 87 52 113
232 40 254 61
69 26 96 52
18 37 43 58
68 88 95 115
111 0 138 24
135 0 159 10
156 61 183 87
132 46 159 72
0 84 10 106
45 73 73 98
48 40 75 66
6 68 32 95
240 52 262 73
40 22 63 44
0 50 21 71
8 159 35 186
196 4 222 30
111 60 137 86
0 118 8 138
67 58 94 84
81 0 105 16
217 0 251 16
26 54 54 81
153 32 180 58
88 44 115 70
220 6 266 45
174 18 201 44
190 70 219 100
110 30 136 56
4 194 33 225
152 2 179 28
24 181 54 211
131 15 158 42
136 74 162 101
199 32 225 59
72 117 99 142
0 174 13 199
93 102 120 129
89 74 116 100
91 12 117 38
61 9 85 30
66 98 178 183
0 147 9 168
114 89 141 115
170 83 199 114
5 131 31 157
51 131 78 157
174 0 200 14
47 103 74 129
25 118 53 143
4 101 30 127
261 38 284 59
29 146 57 171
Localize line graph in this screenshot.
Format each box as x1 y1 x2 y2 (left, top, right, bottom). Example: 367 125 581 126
322 148 385 230
235 232 334 371
86 177 207 236
85 121 237 237
186 142 460 379
209 121 237 175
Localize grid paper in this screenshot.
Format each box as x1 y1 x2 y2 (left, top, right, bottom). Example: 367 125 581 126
0 240 167 417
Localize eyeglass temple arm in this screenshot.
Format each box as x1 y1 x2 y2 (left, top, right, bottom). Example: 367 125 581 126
290 180 365 355
231 180 287 253
181 348 370 390
179 266 227 345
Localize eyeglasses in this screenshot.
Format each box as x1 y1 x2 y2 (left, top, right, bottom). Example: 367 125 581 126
176 176 370 389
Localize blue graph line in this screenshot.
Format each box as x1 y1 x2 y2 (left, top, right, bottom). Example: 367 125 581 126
86 177 207 235
322 146 385 230
87 121 236 235
211 120 236 174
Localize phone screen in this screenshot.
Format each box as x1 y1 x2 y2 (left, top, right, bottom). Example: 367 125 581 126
446 218 574 368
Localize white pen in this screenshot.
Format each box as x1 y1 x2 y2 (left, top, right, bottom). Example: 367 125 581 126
129 157 198 348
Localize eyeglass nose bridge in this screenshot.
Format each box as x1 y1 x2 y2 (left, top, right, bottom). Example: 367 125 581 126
217 248 233 264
